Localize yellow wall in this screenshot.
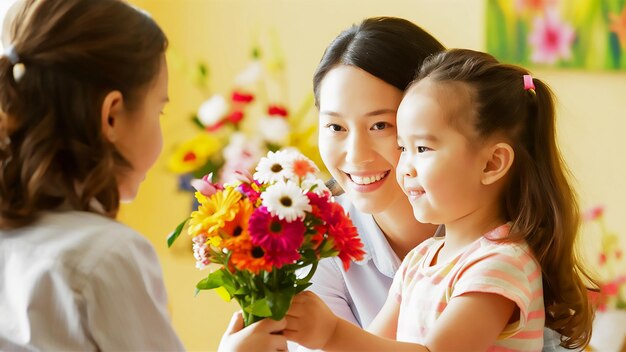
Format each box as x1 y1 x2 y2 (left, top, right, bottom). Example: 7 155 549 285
121 1 626 350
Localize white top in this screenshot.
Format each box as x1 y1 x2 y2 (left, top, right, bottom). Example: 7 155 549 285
0 210 184 351
307 195 406 327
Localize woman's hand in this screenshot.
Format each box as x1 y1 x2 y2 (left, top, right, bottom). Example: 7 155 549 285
283 291 340 350
218 311 287 352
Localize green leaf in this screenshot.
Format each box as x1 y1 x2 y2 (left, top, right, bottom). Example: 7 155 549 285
245 298 273 317
295 282 312 294
265 286 296 320
196 270 226 290
191 114 204 129
167 218 189 248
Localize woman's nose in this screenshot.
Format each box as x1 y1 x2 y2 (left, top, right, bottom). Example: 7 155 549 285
345 131 375 165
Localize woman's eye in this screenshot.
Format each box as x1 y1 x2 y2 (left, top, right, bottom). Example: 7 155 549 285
371 122 391 130
417 146 431 153
398 146 406 152
325 124 345 132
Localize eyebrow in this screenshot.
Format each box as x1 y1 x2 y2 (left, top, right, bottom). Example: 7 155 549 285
319 108 397 118
397 133 439 144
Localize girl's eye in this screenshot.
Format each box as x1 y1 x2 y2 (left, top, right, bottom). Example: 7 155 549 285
371 122 391 131
398 146 406 152
417 146 431 153
325 123 345 132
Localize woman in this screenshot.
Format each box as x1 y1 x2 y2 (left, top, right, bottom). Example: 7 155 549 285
220 17 564 351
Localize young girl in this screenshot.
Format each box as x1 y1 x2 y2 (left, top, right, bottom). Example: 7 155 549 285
0 0 186 349
283 49 596 351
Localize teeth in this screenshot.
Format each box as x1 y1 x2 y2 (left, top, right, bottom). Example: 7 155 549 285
350 172 387 185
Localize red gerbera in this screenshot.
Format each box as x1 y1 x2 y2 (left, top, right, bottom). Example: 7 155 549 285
324 201 365 270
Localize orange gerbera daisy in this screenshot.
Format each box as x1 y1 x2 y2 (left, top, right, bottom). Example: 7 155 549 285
188 186 242 237
222 198 255 251
229 238 273 274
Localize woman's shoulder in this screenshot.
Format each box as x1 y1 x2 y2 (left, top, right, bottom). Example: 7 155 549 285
3 210 155 275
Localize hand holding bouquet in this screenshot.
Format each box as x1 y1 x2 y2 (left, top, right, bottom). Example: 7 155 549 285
168 149 365 326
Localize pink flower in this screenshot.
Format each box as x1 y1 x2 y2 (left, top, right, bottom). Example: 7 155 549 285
248 206 305 253
528 9 575 65
583 205 604 222
232 169 255 184
237 181 262 204
192 235 211 270
191 174 223 197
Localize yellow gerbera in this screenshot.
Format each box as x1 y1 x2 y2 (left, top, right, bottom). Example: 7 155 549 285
188 187 242 237
168 134 222 174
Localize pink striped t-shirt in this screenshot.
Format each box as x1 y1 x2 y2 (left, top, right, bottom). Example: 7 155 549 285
391 223 545 351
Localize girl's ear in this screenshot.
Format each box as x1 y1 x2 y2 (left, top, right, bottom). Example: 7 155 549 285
481 142 514 185
100 90 124 143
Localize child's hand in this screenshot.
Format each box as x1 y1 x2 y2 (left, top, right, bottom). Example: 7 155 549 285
218 311 287 352
284 291 339 350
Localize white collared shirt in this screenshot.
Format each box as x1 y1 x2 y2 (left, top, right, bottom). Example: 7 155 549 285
307 195 403 327
0 210 184 351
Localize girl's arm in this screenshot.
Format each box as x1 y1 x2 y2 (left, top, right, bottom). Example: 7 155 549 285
284 291 427 351
366 290 400 339
285 291 515 351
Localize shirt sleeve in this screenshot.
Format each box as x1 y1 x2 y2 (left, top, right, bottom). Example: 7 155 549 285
78 232 184 351
307 257 359 325
451 244 541 338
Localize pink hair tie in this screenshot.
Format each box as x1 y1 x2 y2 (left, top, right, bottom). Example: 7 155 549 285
523 74 536 95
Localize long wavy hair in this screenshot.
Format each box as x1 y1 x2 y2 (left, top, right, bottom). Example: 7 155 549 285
413 49 597 349
0 0 167 228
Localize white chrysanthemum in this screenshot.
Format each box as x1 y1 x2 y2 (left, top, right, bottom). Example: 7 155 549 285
254 150 295 184
301 178 330 196
259 116 290 145
235 60 263 87
198 95 227 127
262 180 311 222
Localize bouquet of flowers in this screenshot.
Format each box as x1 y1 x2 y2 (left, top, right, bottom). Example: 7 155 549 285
585 206 626 311
167 149 365 326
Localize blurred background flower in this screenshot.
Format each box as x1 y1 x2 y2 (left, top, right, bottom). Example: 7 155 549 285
487 0 626 70
585 205 626 311
167 35 324 204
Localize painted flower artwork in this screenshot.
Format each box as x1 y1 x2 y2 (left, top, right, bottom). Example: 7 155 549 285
487 0 626 70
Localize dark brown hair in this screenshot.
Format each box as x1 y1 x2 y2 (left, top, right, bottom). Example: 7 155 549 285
313 16 445 107
412 48 596 349
0 0 167 228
